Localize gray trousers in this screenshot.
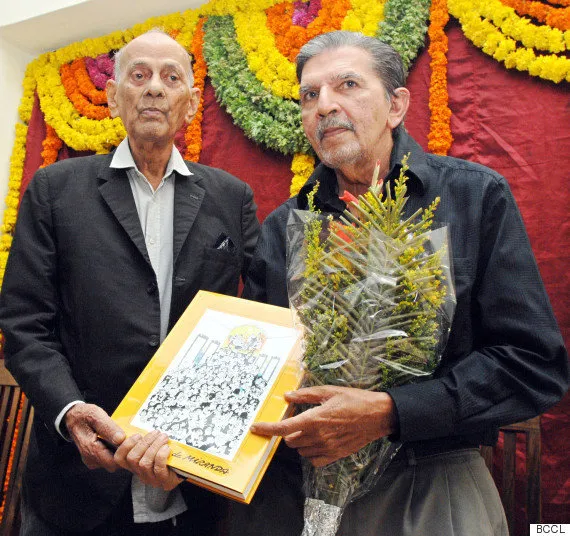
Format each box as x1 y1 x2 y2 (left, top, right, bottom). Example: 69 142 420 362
226 448 508 536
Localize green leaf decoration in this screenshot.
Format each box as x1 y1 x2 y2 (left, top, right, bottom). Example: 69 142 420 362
378 0 432 71
203 15 312 155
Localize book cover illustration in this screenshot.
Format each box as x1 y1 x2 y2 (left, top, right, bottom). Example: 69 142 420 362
132 309 296 461
112 291 303 502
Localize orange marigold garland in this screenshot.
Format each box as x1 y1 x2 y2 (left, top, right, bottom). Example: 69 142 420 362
40 124 63 168
60 62 111 121
0 396 24 523
266 0 351 62
184 18 207 162
545 0 570 7
427 0 453 155
500 0 570 31
70 58 108 105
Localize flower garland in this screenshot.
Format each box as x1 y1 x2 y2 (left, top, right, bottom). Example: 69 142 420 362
85 54 114 90
234 9 300 99
0 396 25 521
236 0 385 101
265 0 351 63
546 0 570 7
341 0 385 34
203 15 311 155
0 123 28 285
293 0 322 27
500 0 570 32
448 0 570 82
18 62 38 124
70 58 108 105
184 18 208 162
465 0 568 52
377 0 432 70
37 59 124 152
427 0 453 155
60 62 110 120
40 125 64 168
290 152 315 196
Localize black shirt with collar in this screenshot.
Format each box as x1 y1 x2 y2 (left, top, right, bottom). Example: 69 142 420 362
243 129 568 448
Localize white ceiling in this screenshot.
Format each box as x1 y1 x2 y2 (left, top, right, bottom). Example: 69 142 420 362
0 0 208 54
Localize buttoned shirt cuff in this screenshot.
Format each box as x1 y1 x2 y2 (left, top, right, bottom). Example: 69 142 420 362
54 400 85 440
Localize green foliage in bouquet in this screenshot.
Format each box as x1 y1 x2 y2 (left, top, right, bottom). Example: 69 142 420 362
291 155 454 533
298 154 447 392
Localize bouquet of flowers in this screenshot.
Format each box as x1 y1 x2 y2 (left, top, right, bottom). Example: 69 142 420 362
286 156 456 536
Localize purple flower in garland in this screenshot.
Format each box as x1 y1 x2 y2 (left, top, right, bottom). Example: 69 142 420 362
85 53 115 89
292 0 322 28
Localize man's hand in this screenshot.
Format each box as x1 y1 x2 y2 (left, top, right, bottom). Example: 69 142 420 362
250 386 397 467
65 403 126 472
114 430 184 491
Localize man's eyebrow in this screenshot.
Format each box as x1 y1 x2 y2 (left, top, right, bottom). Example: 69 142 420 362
300 71 364 93
127 60 184 71
128 60 150 70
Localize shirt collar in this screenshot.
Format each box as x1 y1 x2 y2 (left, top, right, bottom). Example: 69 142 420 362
110 138 192 178
298 129 427 211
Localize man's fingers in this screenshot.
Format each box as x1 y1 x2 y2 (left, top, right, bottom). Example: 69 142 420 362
285 385 336 405
251 410 312 437
137 432 169 470
90 411 125 447
284 431 314 449
92 439 119 472
114 433 142 468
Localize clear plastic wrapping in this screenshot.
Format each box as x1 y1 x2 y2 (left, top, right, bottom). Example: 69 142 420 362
286 159 456 535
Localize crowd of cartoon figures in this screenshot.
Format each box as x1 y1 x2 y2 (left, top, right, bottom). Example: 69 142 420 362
136 325 281 459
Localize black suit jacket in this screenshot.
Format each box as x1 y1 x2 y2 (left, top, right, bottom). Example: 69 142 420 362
0 153 260 531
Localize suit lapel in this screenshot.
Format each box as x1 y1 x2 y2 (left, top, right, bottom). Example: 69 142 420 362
97 163 152 266
173 170 205 265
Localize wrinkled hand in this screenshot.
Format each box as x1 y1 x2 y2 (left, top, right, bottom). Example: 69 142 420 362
114 430 184 491
65 403 126 472
250 386 396 467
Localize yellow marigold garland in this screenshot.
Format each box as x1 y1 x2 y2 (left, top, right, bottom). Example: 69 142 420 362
234 0 385 101
449 0 570 82
234 9 300 99
341 0 386 34
427 0 453 155
0 123 28 285
290 153 316 197
18 62 38 124
471 0 569 52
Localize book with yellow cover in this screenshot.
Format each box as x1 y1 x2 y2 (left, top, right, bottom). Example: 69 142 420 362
111 290 303 503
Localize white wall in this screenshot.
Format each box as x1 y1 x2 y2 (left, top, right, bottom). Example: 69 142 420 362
0 0 207 205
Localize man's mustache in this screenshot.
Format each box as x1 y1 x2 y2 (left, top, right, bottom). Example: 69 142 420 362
316 118 355 142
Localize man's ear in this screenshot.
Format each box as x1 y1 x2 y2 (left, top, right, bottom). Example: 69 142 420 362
184 87 201 124
106 79 120 119
388 87 410 130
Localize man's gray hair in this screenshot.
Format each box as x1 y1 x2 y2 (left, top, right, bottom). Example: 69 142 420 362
296 31 406 101
113 28 194 86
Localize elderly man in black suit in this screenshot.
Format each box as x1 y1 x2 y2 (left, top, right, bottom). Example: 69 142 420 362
0 29 259 535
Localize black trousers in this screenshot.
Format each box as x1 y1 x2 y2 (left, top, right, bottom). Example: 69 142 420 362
20 484 197 536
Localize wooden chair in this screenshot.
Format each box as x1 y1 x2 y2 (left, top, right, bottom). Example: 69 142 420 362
0 360 34 536
481 416 541 536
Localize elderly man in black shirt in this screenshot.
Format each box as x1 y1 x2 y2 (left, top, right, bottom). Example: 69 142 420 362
224 31 568 536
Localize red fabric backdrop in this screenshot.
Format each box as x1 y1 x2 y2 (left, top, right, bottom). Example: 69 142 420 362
14 19 570 529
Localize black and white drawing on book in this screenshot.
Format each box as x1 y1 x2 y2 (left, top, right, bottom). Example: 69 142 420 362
132 309 299 460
